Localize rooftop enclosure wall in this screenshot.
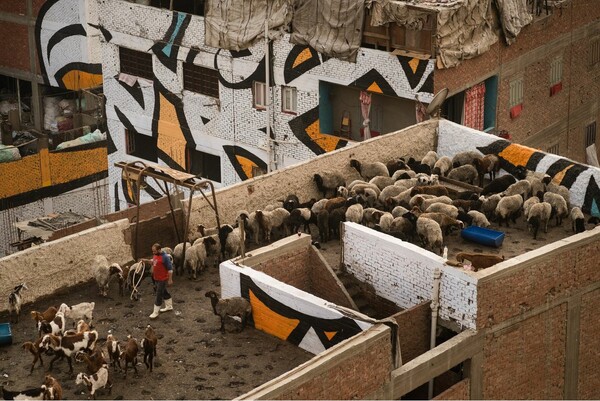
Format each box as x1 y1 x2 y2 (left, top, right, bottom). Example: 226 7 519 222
186 121 437 229
219 259 374 356
342 223 478 329
437 119 600 215
241 235 355 309
391 302 431 364
0 219 132 309
475 227 600 399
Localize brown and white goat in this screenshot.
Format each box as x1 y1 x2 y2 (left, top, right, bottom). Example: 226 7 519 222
58 302 95 327
22 337 45 374
38 311 65 337
119 335 139 378
140 325 157 372
75 364 111 400
30 306 57 329
8 282 28 323
75 346 107 375
40 330 98 374
41 374 62 400
105 334 122 371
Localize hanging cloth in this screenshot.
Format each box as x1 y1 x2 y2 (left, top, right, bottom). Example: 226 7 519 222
360 91 372 140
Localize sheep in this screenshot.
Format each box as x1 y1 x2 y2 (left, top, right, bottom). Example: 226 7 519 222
310 198 329 215
570 207 585 233
8 282 28 323
523 196 540 219
105 333 122 372
317 209 330 242
378 212 394 232
58 302 95 326
356 187 379 207
385 158 409 175
361 208 384 228
38 311 65 337
140 324 158 372
421 150 438 169
479 194 502 219
411 212 463 235
287 207 316 234
543 192 569 226
452 199 482 212
481 175 517 196
75 346 107 375
447 164 478 185
328 207 347 240
282 194 300 212
238 210 260 245
472 154 500 187
336 185 349 198
205 291 252 333
22 337 45 374
172 242 191 276
75 364 111 399
432 156 452 177
410 185 450 197
369 175 396 190
120 335 139 378
350 159 389 180
391 205 409 218
40 330 99 374
546 182 571 208
324 196 350 212
391 168 416 180
467 210 490 227
529 178 547 199
350 182 381 197
455 252 504 271
502 179 532 200
412 195 453 211
406 157 432 174
386 188 414 209
409 194 436 208
314 172 346 198
0 385 46 400
184 241 208 280
41 374 62 400
527 202 552 239
255 208 290 243
425 203 459 219
92 255 124 297
416 217 444 255
451 150 482 167
495 194 524 227
217 224 243 260
415 173 439 186
31 306 58 330
395 177 418 188
345 203 364 224
379 185 407 204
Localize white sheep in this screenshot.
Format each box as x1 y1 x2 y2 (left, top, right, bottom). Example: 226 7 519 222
386 188 414 209
421 150 438 169
345 203 364 224
479 194 502 219
379 185 407 204
424 203 459 219
184 242 208 280
394 178 418 188
451 150 482 167
447 164 478 185
314 172 346 198
336 185 349 198
546 182 570 208
205 291 252 333
543 192 569 226
495 194 524 227
502 179 531 200
416 217 444 255
255 208 290 242
527 201 552 239
92 256 123 297
570 206 585 233
350 159 389 180
369 175 396 190
467 210 490 227
412 195 452 211
350 182 381 197
391 169 416 180
391 205 410 218
361 208 384 228
523 196 540 219
378 212 394 232
529 178 546 198
432 156 452 177
173 242 191 276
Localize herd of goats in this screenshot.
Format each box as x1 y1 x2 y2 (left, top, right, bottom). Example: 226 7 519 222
2 148 594 399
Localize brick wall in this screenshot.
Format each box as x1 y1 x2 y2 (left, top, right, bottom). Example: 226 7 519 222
578 287 600 399
392 301 431 364
0 22 29 71
342 223 478 329
0 1 26 14
251 246 312 293
307 247 354 309
433 378 470 400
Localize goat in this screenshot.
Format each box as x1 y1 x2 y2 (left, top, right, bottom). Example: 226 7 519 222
75 346 107 375
75 364 111 400
0 385 45 400
30 306 58 330
22 337 45 374
456 252 505 271
92 255 124 297
141 325 158 372
105 333 122 372
8 282 28 323
37 311 65 337
58 302 95 326
41 374 62 400
39 330 98 374
119 335 139 378
205 291 252 333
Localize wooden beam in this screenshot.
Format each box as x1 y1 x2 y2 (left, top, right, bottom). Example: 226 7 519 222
390 330 483 399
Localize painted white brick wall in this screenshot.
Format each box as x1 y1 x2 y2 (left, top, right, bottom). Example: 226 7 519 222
342 222 478 329
220 261 373 355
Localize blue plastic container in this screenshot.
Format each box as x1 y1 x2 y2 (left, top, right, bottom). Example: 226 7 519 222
0 322 12 346
461 226 505 248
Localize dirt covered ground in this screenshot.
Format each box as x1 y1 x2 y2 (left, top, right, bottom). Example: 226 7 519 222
0 261 313 400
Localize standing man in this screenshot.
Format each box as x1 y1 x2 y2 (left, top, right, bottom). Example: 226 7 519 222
142 243 174 319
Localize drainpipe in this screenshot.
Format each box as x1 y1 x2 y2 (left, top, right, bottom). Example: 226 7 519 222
428 267 442 399
264 20 272 173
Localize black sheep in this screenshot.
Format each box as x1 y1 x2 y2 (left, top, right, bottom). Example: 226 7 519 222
481 175 517 196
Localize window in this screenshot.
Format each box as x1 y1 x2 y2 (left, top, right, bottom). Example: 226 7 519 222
253 81 267 109
509 77 524 119
590 39 600 67
119 47 153 81
549 57 563 96
186 148 221 182
362 10 434 55
547 143 559 155
586 121 597 147
124 129 158 162
281 86 297 114
183 63 219 98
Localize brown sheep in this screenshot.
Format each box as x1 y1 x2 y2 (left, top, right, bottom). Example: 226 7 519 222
42 374 63 400
410 185 449 197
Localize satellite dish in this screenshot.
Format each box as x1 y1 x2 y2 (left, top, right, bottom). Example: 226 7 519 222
425 88 449 119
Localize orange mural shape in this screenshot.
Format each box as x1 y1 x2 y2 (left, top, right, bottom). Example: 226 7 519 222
292 48 313 68
498 144 538 168
157 93 187 169
305 120 341 153
249 290 300 341
236 155 258 179
61 70 103 91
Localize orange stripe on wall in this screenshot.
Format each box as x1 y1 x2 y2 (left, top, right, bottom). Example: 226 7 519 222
306 120 340 153
39 148 51 187
157 93 187 168
0 153 43 198
498 144 537 167
61 70 103 91
49 147 108 185
249 290 299 341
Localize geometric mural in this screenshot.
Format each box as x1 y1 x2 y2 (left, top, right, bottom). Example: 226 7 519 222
288 106 349 156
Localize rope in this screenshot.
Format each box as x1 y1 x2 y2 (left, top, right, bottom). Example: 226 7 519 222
130 261 147 301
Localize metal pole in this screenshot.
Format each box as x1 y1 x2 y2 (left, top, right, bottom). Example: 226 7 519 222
239 217 246 258
163 181 181 244
265 20 272 173
428 268 442 399
16 78 22 127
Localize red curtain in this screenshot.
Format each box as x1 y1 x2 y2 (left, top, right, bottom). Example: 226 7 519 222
463 82 486 130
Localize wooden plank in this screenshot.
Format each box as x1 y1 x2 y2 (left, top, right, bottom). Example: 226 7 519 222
564 295 581 399
390 330 483 398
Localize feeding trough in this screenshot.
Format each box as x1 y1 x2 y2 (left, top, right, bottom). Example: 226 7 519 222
461 226 505 248
0 323 12 346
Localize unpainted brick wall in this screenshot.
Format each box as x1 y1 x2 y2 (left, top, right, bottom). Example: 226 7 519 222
273 329 393 400
433 378 470 400
392 301 431 364
578 287 600 399
130 210 185 259
307 247 354 309
251 246 312 293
